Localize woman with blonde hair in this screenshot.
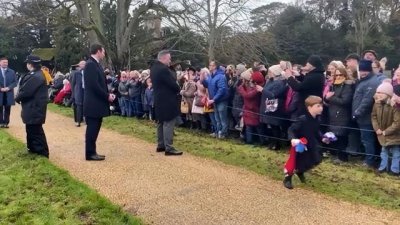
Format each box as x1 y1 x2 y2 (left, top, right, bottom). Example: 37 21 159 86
324 66 355 163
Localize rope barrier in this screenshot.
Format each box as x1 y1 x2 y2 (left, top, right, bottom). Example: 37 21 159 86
100 98 388 159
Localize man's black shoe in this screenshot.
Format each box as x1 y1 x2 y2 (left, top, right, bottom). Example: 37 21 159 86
86 154 105 161
156 147 165 152
165 149 183 156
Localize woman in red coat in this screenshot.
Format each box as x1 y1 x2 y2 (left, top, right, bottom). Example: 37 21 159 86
237 70 265 144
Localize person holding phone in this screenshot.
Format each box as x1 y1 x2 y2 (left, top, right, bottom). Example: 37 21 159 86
284 55 325 117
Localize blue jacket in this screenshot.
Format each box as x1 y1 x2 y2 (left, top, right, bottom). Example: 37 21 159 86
0 68 17 106
202 69 229 103
352 73 380 125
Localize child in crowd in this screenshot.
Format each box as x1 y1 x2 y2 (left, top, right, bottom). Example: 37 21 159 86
283 95 329 189
118 72 130 117
128 71 143 118
144 78 155 121
372 80 400 176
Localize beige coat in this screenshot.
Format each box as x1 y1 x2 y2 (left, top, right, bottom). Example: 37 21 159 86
372 99 400 146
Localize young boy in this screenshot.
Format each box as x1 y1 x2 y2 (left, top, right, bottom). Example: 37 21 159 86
372 80 400 176
283 95 328 189
144 78 155 121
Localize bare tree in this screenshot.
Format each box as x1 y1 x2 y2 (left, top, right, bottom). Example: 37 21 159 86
162 0 251 61
55 0 155 68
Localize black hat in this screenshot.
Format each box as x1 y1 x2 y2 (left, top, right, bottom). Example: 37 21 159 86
359 60 372 72
362 50 377 58
345 53 360 62
25 55 42 64
307 55 323 70
394 85 400 96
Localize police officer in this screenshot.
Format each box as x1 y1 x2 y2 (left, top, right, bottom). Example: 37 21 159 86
15 55 49 158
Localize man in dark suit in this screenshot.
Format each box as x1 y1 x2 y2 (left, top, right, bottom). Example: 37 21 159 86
0 55 17 128
150 50 183 156
83 44 115 161
71 60 86 127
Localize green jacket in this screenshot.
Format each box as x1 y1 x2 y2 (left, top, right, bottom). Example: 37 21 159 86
372 100 400 146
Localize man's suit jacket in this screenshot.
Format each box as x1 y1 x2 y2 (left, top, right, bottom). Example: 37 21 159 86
0 68 17 106
83 57 110 118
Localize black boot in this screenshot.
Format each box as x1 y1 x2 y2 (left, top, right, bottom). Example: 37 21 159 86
296 172 306 183
283 175 293 189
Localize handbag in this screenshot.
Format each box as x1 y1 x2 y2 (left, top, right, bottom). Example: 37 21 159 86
204 103 214 113
181 100 189 114
192 99 204 114
194 95 205 107
265 98 278 113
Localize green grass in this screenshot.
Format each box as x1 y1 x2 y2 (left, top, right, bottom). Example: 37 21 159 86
0 129 143 225
48 104 400 211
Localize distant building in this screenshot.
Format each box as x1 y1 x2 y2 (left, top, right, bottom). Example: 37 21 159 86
143 14 162 39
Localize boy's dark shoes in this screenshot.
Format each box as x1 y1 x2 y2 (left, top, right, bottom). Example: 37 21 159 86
296 173 306 183
283 176 293 189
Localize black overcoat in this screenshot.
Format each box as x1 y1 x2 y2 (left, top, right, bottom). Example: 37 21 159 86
150 61 180 122
288 112 322 173
15 70 48 125
83 57 110 118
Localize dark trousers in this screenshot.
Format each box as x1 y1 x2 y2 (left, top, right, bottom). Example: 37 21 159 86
157 118 176 152
85 117 103 158
73 104 84 124
330 135 349 161
0 105 11 125
26 124 49 157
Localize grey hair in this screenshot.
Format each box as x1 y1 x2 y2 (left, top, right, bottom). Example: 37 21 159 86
157 50 170 60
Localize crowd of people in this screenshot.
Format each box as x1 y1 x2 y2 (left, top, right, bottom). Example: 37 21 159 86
63 49 400 183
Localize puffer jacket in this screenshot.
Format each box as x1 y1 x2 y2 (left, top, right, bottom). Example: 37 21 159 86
352 73 381 125
202 68 229 103
372 99 400 146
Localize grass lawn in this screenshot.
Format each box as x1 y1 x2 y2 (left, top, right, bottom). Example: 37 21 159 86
48 104 400 211
0 129 143 225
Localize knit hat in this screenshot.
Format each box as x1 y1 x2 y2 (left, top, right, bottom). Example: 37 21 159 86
376 79 393 97
251 71 265 86
307 55 323 70
268 65 283 76
240 69 252 81
359 60 372 72
345 53 360 62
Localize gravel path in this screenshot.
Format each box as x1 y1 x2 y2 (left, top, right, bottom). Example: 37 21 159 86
6 105 400 225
